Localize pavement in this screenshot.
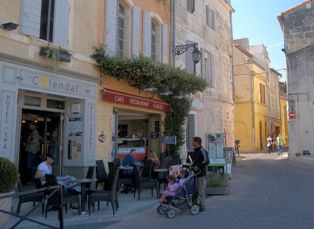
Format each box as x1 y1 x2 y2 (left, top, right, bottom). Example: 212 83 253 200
6 152 314 229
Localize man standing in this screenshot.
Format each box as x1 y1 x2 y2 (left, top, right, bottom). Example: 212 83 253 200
25 123 41 182
191 137 209 212
276 133 283 155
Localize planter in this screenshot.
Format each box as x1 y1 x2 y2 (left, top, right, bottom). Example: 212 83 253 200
39 46 72 63
0 192 13 228
206 186 230 195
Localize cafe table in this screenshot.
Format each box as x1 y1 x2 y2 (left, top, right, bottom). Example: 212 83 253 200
72 178 97 213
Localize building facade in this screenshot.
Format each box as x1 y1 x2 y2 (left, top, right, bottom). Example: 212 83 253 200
233 38 282 153
97 0 171 164
0 0 100 179
174 0 234 154
279 81 288 147
278 0 314 160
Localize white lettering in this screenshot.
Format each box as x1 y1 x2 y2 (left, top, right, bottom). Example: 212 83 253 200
114 96 124 103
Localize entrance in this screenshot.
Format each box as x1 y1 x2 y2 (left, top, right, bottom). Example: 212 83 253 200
19 109 64 184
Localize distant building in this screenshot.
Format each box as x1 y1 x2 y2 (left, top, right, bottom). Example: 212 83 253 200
233 38 283 153
278 0 314 160
279 82 288 147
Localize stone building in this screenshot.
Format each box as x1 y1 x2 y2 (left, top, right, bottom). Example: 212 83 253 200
278 0 314 161
174 0 234 153
279 81 288 147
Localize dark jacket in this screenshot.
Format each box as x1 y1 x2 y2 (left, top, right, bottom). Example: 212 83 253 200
192 146 209 177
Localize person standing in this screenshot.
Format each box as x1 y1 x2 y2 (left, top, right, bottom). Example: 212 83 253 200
276 134 283 155
25 123 41 182
191 137 209 212
267 135 273 154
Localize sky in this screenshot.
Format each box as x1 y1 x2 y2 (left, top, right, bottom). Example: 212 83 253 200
232 0 305 81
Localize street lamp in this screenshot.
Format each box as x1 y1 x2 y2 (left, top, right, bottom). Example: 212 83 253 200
174 43 201 74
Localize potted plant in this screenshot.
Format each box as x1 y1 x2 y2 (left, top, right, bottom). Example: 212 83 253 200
206 173 230 195
0 157 19 227
39 46 72 63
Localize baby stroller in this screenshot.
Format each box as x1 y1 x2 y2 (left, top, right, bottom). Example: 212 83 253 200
156 171 200 218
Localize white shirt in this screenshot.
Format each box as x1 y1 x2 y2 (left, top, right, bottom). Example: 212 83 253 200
37 161 52 185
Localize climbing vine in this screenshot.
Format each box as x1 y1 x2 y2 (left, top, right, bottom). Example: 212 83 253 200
91 45 207 155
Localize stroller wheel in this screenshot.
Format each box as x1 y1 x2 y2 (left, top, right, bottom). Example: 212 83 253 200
156 205 167 215
165 208 176 219
190 204 200 215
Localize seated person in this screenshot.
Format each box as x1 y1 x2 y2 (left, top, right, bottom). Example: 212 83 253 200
34 153 55 186
146 151 160 169
159 175 180 202
122 149 136 167
177 170 188 186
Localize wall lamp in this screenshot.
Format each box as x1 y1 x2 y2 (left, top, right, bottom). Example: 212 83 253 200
0 22 19 31
174 43 201 74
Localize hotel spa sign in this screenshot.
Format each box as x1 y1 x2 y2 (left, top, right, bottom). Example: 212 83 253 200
102 89 169 112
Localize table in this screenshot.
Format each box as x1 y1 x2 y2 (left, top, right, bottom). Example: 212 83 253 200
72 178 97 213
154 168 168 189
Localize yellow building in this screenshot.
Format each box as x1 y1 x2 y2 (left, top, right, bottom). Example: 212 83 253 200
279 82 288 146
233 39 271 153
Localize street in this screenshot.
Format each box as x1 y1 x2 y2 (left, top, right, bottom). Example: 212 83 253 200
105 154 314 229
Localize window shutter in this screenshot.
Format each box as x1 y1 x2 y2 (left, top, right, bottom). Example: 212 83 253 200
53 0 70 47
186 114 196 149
105 0 118 56
187 0 195 13
143 12 152 57
132 6 141 57
20 0 42 37
185 40 194 74
161 24 168 63
206 5 209 26
206 52 213 86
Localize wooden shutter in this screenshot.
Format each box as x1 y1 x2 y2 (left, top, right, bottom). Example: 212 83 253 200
53 0 70 47
185 40 194 74
105 0 118 56
187 0 195 13
186 114 196 149
161 24 168 63
20 0 42 37
132 6 141 57
143 12 152 57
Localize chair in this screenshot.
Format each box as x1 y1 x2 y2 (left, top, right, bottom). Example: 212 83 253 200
96 160 108 189
86 166 94 179
88 170 119 215
141 160 153 179
16 180 44 214
133 165 159 200
44 174 81 217
113 158 121 169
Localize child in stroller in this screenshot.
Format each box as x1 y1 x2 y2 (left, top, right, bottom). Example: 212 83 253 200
156 170 200 218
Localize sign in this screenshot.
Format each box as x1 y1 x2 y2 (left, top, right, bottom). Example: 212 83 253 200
161 136 177 145
288 111 296 119
102 89 169 112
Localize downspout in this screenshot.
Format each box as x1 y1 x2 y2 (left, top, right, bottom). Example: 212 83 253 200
170 0 175 67
230 6 235 147
251 71 255 152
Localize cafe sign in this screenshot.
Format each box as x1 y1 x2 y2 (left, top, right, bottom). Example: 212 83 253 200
102 89 169 112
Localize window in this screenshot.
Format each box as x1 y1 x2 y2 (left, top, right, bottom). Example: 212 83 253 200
151 21 157 61
187 0 195 13
40 0 55 42
260 83 266 104
204 52 213 86
117 3 126 57
206 6 215 29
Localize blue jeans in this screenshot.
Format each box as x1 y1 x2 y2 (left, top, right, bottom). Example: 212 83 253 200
277 145 283 155
27 152 36 182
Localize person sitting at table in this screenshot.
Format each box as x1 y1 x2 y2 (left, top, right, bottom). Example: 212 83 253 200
146 151 160 169
34 153 55 186
122 149 136 167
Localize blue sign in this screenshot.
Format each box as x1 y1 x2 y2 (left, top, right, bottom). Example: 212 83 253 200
161 136 177 145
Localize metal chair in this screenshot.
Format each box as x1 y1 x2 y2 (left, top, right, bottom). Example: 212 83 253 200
96 160 108 189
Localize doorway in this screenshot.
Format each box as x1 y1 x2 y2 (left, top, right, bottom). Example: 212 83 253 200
19 109 64 184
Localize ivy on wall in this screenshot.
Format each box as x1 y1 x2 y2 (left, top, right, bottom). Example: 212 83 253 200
91 45 207 155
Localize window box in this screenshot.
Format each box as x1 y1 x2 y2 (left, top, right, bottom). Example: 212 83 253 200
39 46 72 63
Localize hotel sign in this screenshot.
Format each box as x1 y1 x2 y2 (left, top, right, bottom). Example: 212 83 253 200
103 89 169 112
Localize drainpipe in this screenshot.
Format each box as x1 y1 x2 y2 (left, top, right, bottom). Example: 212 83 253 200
251 71 255 152
170 0 176 67
230 7 235 146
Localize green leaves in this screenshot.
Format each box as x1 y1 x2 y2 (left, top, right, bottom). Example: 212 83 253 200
0 157 19 193
91 45 208 155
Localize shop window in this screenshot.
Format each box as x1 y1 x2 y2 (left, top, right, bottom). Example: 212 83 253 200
24 95 41 107
187 0 195 13
47 99 65 109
